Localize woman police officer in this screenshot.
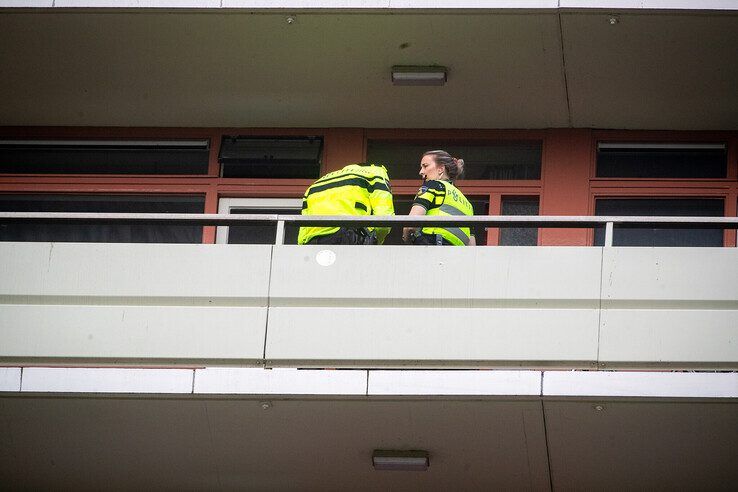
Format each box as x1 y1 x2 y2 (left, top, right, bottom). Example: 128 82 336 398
402 150 476 246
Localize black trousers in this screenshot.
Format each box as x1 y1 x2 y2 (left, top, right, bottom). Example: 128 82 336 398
307 227 377 245
411 233 454 246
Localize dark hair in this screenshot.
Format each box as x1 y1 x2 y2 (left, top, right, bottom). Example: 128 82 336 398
423 150 465 181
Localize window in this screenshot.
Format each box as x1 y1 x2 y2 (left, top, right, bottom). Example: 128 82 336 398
0 139 210 175
596 143 727 179
219 137 322 179
593 198 724 247
366 141 542 180
216 198 302 245
500 196 539 246
0 194 205 243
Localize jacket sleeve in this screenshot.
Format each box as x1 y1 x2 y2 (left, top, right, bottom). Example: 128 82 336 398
369 167 395 244
412 180 446 211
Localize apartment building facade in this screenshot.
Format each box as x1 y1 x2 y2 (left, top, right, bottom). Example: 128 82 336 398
1 2 737 490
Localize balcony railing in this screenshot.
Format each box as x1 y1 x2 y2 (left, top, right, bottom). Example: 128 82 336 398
1 212 737 369
1 212 737 246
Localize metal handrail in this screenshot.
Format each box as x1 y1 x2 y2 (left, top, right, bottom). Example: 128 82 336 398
1 212 737 246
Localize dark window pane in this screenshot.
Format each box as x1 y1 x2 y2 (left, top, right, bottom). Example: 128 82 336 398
594 198 724 247
220 136 322 179
227 208 301 245
500 196 539 246
0 194 204 243
366 141 541 180
0 140 210 175
468 198 490 245
382 195 488 245
596 143 727 178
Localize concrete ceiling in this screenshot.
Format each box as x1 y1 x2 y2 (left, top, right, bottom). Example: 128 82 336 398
0 10 736 129
1 395 737 490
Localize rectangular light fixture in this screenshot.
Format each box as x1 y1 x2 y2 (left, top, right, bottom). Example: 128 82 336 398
391 66 447 86
372 450 430 471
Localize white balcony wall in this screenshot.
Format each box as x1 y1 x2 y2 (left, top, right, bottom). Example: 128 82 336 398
1 242 736 368
599 248 738 367
0 242 270 364
267 246 602 367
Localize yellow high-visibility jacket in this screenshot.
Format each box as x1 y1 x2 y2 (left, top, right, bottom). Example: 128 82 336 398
298 163 395 245
413 179 473 246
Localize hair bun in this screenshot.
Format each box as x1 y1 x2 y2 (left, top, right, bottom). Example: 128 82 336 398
455 158 465 178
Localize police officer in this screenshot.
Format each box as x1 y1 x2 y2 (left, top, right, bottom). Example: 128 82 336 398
298 162 394 245
402 150 476 246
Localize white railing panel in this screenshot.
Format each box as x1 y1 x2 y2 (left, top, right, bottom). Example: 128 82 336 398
0 242 271 364
599 248 738 367
0 242 269 299
266 246 602 367
0 367 21 391
0 305 267 362
2 238 737 368
267 307 599 366
269 246 602 301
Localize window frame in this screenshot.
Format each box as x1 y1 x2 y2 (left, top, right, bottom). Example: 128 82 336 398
216 197 303 244
589 131 738 247
0 191 207 244
1 127 735 247
218 135 324 179
0 138 212 177
594 142 728 179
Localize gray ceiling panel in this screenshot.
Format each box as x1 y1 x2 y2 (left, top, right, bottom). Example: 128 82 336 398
0 10 736 129
562 12 738 130
0 12 568 128
0 397 550 491
544 400 738 491
2 395 737 489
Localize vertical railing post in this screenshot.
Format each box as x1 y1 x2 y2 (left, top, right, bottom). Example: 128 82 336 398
275 218 286 245
604 221 614 247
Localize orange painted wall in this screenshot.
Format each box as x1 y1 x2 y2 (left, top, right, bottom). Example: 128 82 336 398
540 129 592 246
324 128 365 172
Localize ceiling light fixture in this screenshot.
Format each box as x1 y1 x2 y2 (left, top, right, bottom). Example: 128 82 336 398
372 450 430 471
391 66 447 86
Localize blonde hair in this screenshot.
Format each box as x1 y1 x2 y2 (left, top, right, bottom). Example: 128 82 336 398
423 150 465 181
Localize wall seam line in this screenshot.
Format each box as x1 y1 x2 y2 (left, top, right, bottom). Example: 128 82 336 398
557 11 573 127
540 371 544 397
596 246 605 369
541 398 555 492
262 245 275 366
